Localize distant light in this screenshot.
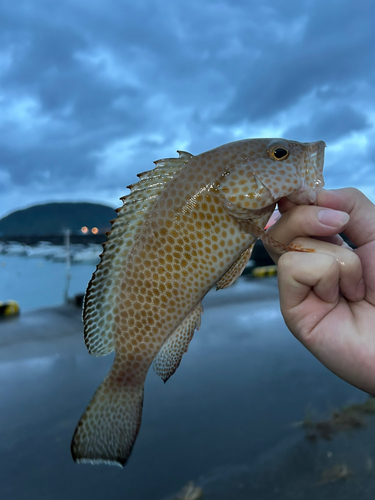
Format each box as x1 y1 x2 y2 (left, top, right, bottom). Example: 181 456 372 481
91 227 99 234
81 226 88 234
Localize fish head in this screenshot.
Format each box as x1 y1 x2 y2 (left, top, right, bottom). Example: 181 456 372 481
216 138 325 220
247 138 325 206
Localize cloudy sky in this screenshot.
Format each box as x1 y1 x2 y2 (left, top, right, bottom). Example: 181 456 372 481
0 0 374 218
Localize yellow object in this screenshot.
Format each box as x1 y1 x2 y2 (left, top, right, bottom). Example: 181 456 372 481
0 300 20 318
252 265 278 278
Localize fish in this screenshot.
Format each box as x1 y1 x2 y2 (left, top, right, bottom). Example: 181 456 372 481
71 138 325 466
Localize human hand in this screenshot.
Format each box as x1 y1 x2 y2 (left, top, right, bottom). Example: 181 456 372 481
265 188 375 395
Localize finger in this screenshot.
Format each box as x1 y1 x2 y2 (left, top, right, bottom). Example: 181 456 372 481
278 252 340 332
317 188 375 248
265 205 349 263
314 234 352 249
317 189 375 306
285 237 364 303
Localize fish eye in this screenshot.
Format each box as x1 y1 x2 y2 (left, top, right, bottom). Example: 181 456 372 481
269 147 289 161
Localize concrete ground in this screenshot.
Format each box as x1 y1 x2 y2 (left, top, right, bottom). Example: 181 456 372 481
1 277 374 500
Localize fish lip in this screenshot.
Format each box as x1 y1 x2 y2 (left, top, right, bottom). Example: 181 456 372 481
308 140 326 170
287 140 326 205
304 140 326 203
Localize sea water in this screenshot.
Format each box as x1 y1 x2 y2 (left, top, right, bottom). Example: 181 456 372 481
0 255 95 312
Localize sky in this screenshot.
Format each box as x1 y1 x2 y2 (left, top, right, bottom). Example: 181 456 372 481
0 0 375 219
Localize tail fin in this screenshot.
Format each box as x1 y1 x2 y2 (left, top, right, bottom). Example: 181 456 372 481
71 375 144 466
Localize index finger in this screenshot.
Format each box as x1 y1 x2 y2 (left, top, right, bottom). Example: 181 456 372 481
317 188 375 248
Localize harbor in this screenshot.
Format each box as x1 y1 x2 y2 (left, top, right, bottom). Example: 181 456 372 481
1 277 375 499
0 239 102 265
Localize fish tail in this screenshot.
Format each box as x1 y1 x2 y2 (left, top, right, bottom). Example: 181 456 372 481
71 371 144 466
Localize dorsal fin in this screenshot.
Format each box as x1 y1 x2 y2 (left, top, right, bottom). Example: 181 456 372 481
82 151 193 356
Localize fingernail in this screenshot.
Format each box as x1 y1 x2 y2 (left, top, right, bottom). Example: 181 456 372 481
318 209 349 227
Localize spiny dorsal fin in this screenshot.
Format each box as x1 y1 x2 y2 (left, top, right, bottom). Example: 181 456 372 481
83 151 193 356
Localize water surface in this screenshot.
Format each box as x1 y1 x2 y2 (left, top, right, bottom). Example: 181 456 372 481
0 255 94 312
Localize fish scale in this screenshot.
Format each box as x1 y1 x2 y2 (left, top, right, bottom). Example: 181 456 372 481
71 137 325 466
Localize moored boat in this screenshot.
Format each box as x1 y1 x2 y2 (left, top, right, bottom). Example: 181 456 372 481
4 242 29 256
26 241 57 258
72 244 101 264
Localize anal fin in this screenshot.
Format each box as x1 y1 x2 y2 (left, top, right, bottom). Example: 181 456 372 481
153 303 203 382
216 244 255 290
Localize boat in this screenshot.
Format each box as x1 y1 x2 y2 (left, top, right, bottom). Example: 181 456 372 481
3 242 29 256
26 241 57 258
72 244 101 264
50 247 70 262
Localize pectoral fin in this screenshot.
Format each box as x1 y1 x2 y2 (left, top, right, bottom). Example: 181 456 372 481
240 219 315 254
153 303 203 382
216 244 255 290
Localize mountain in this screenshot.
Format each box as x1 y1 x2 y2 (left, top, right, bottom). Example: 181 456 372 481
0 202 117 236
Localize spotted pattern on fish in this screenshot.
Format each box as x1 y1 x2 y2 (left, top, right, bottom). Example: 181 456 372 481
71 138 325 466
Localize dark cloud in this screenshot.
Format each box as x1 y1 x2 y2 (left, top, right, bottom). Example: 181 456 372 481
0 0 374 217
284 104 370 143
219 2 375 125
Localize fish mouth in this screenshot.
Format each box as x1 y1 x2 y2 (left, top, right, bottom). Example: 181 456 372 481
307 140 326 199
287 140 326 205
309 140 326 172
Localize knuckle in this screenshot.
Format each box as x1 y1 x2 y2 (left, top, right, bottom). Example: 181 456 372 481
278 251 295 269
337 246 360 269
345 187 362 198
